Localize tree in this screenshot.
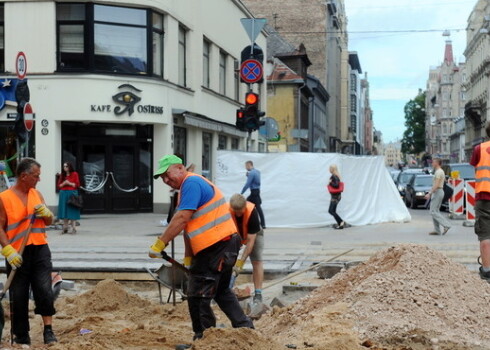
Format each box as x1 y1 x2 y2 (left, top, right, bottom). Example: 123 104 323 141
401 92 426 156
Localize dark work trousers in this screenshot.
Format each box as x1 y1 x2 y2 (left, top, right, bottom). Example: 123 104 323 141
187 234 253 336
247 189 266 228
328 195 343 225
6 244 56 337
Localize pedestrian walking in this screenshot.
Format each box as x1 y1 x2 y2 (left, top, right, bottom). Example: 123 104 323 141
425 157 451 236
149 155 253 343
0 158 57 345
327 164 345 229
229 193 264 303
470 122 490 280
240 160 265 228
57 161 80 234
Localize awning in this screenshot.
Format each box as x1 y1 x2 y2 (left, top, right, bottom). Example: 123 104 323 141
173 109 247 137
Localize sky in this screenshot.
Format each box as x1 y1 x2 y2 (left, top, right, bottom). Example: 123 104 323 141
344 0 477 143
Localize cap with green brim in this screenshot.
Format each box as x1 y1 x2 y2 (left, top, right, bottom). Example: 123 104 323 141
153 155 183 179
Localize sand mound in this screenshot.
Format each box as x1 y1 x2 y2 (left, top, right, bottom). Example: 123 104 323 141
260 244 490 349
193 328 282 350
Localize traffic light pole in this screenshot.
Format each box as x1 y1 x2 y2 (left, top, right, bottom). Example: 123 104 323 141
246 131 252 152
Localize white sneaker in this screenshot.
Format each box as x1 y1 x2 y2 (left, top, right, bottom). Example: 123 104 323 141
160 220 169 227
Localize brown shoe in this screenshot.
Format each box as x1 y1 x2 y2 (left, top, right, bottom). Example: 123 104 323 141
428 231 440 235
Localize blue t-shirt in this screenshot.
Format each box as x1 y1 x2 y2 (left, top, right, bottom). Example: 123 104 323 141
178 176 215 211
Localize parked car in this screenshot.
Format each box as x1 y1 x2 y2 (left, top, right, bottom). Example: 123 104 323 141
396 168 425 197
405 174 433 209
390 170 401 183
445 163 475 181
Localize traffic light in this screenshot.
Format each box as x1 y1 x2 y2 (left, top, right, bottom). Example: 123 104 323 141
235 92 266 132
236 108 246 131
12 80 29 143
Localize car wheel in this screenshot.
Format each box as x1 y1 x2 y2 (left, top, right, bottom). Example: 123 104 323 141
410 196 417 209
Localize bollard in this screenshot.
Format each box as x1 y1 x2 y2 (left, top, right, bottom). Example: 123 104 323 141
449 178 465 220
463 180 476 227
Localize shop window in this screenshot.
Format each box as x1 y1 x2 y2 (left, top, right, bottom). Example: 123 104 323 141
218 135 227 150
0 123 17 178
219 51 226 95
56 3 164 76
0 5 4 72
231 137 239 150
202 132 212 179
178 25 187 86
203 39 210 88
174 126 187 165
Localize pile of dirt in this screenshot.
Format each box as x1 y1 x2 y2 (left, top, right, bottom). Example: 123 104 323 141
259 244 490 350
193 328 283 350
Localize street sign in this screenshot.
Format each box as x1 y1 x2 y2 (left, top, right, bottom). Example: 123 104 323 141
16 52 27 80
7 113 18 119
240 18 267 43
240 59 263 84
23 102 34 131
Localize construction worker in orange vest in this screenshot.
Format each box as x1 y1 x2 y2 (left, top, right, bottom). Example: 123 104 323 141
149 155 253 343
0 158 57 345
471 122 490 281
229 193 264 303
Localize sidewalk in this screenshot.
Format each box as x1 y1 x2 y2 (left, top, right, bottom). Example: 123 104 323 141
5 209 479 279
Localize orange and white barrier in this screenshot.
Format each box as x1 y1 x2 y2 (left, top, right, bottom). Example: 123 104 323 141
450 178 464 215
465 180 476 221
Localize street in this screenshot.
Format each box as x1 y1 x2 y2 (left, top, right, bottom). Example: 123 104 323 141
29 207 480 280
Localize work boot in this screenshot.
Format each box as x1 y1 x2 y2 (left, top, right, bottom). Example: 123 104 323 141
253 292 263 303
193 332 203 341
13 334 31 345
479 267 490 281
43 328 58 344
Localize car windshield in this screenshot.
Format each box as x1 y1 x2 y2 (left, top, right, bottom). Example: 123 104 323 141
451 165 475 179
414 176 432 187
399 173 415 184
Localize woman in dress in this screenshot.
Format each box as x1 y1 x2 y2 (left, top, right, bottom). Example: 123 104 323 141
328 164 345 229
57 162 80 234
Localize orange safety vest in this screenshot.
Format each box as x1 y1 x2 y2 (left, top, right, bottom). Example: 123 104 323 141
181 173 237 255
230 202 255 245
476 141 490 194
0 188 47 250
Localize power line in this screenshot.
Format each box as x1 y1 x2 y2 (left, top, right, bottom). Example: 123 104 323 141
278 28 466 35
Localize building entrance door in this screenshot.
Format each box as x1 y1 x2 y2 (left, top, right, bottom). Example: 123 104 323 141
62 123 153 213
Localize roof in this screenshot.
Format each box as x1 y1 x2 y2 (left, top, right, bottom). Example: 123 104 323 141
267 58 304 83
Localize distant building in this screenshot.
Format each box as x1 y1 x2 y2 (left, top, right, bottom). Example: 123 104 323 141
425 37 465 161
449 116 466 163
361 73 374 154
384 141 402 167
242 0 349 152
463 0 490 159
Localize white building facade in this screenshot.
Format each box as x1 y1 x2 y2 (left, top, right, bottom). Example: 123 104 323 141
0 0 266 213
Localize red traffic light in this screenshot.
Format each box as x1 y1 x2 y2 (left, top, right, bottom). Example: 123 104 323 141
237 110 244 119
245 92 259 105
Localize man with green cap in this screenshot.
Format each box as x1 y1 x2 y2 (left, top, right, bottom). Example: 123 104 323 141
148 155 253 342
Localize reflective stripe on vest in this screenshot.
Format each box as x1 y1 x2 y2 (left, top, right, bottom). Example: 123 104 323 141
182 174 237 254
476 141 490 194
230 202 255 245
0 188 47 250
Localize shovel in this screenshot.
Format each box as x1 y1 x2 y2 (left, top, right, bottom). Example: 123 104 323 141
161 251 189 274
0 213 37 340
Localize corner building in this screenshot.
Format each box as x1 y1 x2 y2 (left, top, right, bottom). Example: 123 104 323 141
0 0 266 214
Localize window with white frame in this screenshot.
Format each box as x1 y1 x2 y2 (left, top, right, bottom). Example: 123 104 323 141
234 59 239 101
178 25 187 86
203 39 210 88
219 51 227 95
152 12 164 77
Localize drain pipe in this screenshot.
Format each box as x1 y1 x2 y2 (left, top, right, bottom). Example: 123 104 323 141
297 81 306 152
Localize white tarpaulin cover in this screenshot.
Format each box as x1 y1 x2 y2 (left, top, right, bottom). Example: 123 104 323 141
216 151 411 228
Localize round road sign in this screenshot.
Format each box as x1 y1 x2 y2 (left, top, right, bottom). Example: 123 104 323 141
240 59 263 84
24 102 34 131
16 52 27 80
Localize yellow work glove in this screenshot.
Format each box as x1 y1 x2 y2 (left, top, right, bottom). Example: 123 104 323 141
148 238 166 258
183 256 192 268
1 245 23 270
233 259 245 276
34 204 53 219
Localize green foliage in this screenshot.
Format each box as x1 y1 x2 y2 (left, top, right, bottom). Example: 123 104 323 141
401 93 426 155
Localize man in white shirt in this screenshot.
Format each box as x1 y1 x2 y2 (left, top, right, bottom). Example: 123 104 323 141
424 158 452 235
